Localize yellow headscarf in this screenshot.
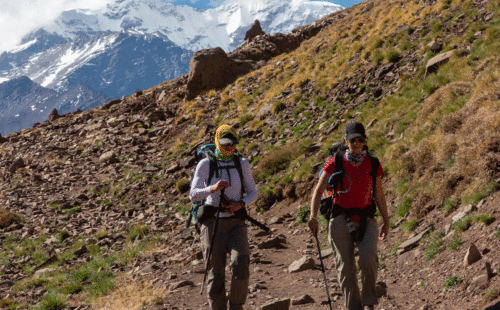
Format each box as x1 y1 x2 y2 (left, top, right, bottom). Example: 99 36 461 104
215 125 237 160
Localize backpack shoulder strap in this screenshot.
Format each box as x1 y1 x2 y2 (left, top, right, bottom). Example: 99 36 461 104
367 153 380 198
207 157 218 186
232 155 245 198
333 151 345 192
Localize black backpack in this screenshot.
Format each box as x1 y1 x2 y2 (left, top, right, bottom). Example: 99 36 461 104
319 143 380 221
183 144 245 237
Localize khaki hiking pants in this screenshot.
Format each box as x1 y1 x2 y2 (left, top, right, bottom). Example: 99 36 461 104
201 217 250 310
329 215 379 310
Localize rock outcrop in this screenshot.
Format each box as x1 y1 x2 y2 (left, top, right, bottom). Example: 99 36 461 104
245 19 265 41
185 47 253 100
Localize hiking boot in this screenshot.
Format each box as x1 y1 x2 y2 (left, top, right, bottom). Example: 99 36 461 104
364 305 375 310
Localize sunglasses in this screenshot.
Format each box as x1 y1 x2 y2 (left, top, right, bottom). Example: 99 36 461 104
349 137 366 144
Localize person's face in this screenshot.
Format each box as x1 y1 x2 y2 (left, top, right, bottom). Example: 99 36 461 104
346 137 365 154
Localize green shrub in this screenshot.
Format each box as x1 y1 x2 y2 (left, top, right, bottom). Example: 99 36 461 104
40 293 66 310
176 178 191 194
386 50 401 63
272 100 286 114
448 234 463 251
454 215 473 232
254 144 299 181
247 143 258 152
127 225 149 242
397 196 413 217
296 205 310 224
256 185 283 211
57 230 70 243
239 114 253 126
314 96 327 107
87 275 116 298
60 282 83 295
443 275 463 290
402 219 418 233
425 239 443 262
0 208 21 229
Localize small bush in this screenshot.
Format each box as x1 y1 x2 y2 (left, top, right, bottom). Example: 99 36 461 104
443 275 463 290
484 288 500 304
176 178 191 194
0 208 21 229
272 100 286 114
386 50 401 63
256 185 283 211
60 282 83 295
454 215 473 232
40 293 66 310
448 234 463 251
402 219 418 233
296 205 310 224
58 230 70 243
425 239 443 262
239 114 253 126
127 225 149 242
397 196 413 217
247 143 258 152
254 144 299 181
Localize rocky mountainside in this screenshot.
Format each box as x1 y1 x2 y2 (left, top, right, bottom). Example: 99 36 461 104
0 0 500 309
0 77 111 135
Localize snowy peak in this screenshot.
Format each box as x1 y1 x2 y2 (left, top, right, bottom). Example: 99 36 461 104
39 0 343 51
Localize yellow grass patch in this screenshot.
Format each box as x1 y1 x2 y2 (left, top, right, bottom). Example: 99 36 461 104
91 275 169 310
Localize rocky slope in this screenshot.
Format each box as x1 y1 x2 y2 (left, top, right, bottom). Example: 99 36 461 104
0 0 499 309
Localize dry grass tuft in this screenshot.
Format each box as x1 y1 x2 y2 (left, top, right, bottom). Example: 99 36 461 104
0 208 21 229
91 275 169 310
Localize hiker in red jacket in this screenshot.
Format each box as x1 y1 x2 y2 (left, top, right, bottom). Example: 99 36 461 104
308 122 390 310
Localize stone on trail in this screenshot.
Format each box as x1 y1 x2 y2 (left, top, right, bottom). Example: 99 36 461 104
288 255 315 273
463 243 482 266
169 280 195 291
291 294 315 305
257 235 286 249
260 298 291 310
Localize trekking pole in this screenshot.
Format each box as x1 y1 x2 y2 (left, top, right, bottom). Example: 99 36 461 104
314 233 333 310
200 188 224 295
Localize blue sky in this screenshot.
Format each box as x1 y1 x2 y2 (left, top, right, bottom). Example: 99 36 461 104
168 0 363 10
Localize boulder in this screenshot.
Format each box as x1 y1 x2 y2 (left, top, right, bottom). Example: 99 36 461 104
245 20 265 41
463 243 482 266
426 50 454 75
9 158 25 173
427 40 443 53
291 294 315 305
288 255 315 273
34 268 57 279
99 151 118 164
260 298 291 310
185 47 253 100
48 109 61 122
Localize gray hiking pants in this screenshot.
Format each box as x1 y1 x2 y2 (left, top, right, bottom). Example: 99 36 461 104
201 217 250 310
329 215 379 310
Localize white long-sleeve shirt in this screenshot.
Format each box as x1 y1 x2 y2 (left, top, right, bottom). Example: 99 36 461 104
189 157 258 218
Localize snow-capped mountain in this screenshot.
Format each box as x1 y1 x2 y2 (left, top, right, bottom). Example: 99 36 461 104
0 76 111 135
39 0 343 52
0 0 343 135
